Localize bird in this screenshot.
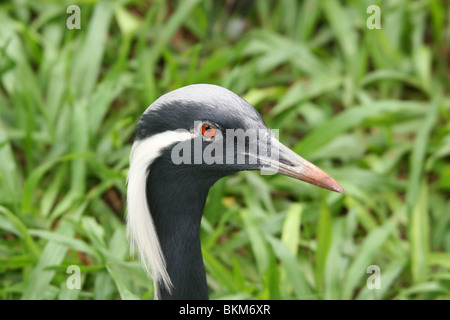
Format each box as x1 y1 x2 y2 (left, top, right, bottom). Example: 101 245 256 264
126 84 344 300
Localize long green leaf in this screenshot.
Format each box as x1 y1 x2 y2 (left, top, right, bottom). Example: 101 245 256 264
315 202 332 294
106 265 140 300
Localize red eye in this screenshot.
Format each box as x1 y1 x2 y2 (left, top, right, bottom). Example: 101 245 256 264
201 124 216 138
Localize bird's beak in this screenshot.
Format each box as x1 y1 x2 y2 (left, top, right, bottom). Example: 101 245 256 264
254 137 344 194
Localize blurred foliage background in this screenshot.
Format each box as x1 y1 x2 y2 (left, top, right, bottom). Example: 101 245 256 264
0 0 449 300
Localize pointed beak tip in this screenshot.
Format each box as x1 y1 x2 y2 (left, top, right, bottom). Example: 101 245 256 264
325 177 345 194
320 179 344 194
334 185 345 194
309 174 345 194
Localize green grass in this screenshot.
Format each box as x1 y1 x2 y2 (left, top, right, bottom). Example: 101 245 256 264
0 0 449 300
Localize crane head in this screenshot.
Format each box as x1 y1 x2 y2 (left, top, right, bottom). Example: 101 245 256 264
133 84 344 193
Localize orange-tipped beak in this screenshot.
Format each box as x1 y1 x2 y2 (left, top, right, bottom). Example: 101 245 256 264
257 138 344 194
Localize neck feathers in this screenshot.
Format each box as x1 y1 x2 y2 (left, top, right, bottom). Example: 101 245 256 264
146 152 211 299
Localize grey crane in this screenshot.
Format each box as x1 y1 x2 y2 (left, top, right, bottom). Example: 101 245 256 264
127 84 343 300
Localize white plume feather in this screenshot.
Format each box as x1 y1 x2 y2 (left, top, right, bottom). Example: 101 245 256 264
126 130 192 298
